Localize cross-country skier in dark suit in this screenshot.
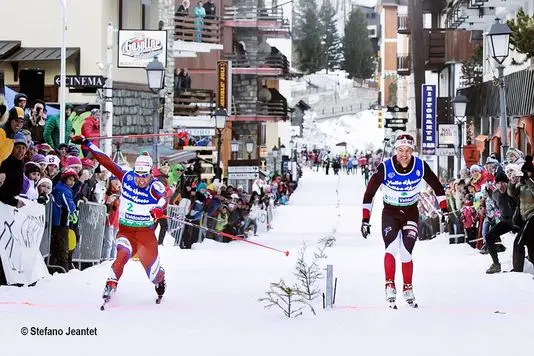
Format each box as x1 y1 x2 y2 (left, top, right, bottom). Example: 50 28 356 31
361 132 448 307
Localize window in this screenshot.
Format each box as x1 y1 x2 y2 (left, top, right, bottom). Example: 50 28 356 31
368 27 376 38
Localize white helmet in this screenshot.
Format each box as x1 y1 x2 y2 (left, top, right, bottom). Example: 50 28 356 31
134 154 153 174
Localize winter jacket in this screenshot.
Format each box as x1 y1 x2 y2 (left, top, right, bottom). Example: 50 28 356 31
51 181 76 227
492 188 516 222
507 178 534 221
43 113 73 148
460 204 477 229
81 115 100 148
0 122 16 165
0 155 24 207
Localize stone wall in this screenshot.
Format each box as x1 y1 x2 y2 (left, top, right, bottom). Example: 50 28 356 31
233 75 258 114
112 87 158 144
232 122 261 159
159 0 176 133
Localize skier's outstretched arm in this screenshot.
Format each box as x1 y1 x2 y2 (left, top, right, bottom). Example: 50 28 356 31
74 137 126 180
422 161 447 213
362 163 385 223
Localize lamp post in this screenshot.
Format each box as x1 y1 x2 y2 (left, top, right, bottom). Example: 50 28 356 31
58 0 67 145
487 17 511 160
452 93 468 174
213 108 228 180
245 137 254 159
272 145 279 175
146 56 166 166
231 138 240 160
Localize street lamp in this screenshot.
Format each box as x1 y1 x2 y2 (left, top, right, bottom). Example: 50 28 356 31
231 138 240 159
272 146 279 175
487 17 512 160
245 137 254 159
145 56 166 166
452 93 469 173
213 108 228 180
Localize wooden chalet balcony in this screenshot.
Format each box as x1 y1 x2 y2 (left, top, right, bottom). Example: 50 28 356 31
397 55 410 76
174 89 215 116
221 51 289 77
397 14 410 34
174 14 221 44
424 29 478 72
222 6 290 38
231 99 290 122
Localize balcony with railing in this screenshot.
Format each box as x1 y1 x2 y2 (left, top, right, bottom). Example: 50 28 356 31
174 89 215 117
222 6 290 38
230 89 290 122
423 28 479 72
221 50 289 77
397 14 410 34
397 55 410 76
174 14 223 52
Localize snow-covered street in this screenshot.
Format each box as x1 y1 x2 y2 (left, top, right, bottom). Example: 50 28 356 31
1 168 533 356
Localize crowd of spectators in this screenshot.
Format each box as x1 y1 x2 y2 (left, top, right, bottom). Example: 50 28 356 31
419 148 534 275
0 93 300 284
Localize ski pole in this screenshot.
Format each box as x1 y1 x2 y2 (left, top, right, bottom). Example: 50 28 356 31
168 217 290 256
78 132 181 141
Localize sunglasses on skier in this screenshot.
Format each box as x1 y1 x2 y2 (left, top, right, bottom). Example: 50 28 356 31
134 171 150 178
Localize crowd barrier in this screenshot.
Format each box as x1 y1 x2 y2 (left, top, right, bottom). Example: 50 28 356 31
71 201 107 268
167 198 275 246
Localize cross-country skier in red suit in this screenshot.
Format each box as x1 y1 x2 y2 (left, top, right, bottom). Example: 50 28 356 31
72 135 166 303
361 133 447 307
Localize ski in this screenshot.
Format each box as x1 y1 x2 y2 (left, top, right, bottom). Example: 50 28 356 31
100 297 111 311
407 301 419 308
155 296 163 304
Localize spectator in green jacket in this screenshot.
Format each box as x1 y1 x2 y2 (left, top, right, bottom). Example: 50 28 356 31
43 103 74 148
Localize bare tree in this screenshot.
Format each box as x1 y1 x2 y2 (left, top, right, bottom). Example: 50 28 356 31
259 279 316 318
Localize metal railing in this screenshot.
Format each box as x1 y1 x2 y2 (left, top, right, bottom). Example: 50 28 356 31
223 6 286 22
397 55 411 74
174 89 215 116
221 52 289 72
398 14 410 33
174 15 221 44
233 100 289 118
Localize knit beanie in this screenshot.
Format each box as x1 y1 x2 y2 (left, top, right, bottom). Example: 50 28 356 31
32 154 46 164
24 161 41 175
494 170 509 183
64 155 82 169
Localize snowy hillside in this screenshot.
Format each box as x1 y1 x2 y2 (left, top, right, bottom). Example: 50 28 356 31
301 109 384 152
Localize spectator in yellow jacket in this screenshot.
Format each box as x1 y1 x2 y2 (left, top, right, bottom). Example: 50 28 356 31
0 107 25 164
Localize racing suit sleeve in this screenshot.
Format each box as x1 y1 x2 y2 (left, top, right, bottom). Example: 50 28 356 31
422 161 447 212
82 140 125 181
362 163 385 223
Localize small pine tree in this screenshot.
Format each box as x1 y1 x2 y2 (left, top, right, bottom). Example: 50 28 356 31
293 0 325 73
294 242 322 301
342 8 376 79
319 0 343 72
259 279 316 318
314 235 336 259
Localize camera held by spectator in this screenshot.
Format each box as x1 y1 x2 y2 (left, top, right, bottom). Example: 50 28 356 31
36 178 52 205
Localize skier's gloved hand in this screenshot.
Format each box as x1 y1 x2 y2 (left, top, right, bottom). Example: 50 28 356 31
361 221 371 238
150 207 165 221
71 135 88 146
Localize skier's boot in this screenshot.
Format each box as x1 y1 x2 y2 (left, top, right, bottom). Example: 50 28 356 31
385 280 396 303
155 278 166 297
403 284 417 307
486 262 501 274
102 279 118 299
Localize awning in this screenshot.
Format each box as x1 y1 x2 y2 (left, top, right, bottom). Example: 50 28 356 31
0 41 21 59
1 47 80 62
491 128 501 140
